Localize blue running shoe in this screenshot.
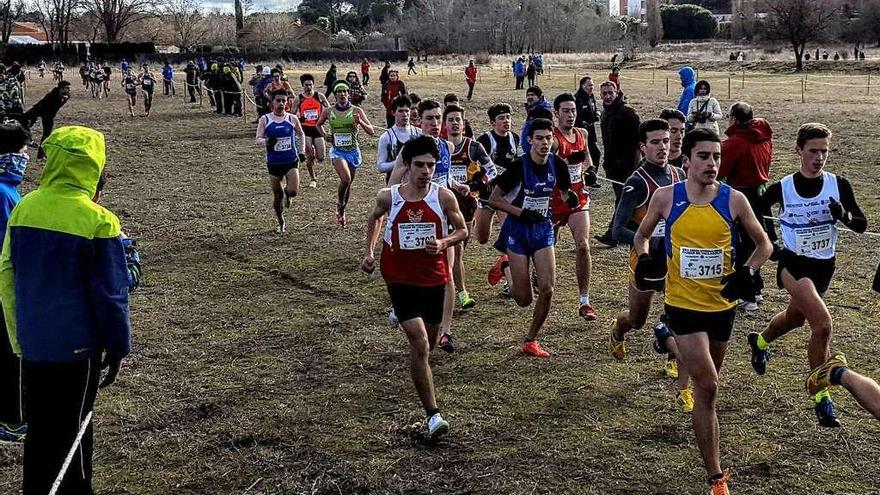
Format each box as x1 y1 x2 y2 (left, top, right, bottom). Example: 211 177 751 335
815 397 841 428
653 322 673 354
747 332 771 375
0 423 26 444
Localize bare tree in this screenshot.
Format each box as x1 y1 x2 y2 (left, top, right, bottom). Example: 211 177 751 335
34 0 81 44
765 0 840 71
202 9 235 47
163 0 207 51
0 0 26 43
84 0 155 42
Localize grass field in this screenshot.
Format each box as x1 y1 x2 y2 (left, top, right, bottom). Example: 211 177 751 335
1 61 879 495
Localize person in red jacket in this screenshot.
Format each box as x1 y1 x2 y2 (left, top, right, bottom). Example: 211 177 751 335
360 58 370 87
381 70 407 128
719 101 773 307
464 60 477 101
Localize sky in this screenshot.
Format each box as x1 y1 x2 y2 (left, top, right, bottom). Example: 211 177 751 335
202 0 300 13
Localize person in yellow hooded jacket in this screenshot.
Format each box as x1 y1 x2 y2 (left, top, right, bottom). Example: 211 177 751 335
0 126 131 495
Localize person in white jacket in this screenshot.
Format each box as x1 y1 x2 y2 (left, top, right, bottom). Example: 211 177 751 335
687 80 723 133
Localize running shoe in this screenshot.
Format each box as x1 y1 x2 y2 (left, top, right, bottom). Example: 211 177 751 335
275 219 286 234
608 321 626 360
426 413 449 439
499 279 511 298
593 232 618 248
737 299 758 312
0 423 26 444
488 255 508 286
335 210 347 229
438 333 455 353
665 358 679 379
388 307 399 327
653 322 673 354
815 396 841 428
309 179 317 189
457 290 476 310
747 332 770 375
676 387 694 413
522 340 550 358
578 303 597 321
706 469 731 495
806 353 848 396
754 293 764 304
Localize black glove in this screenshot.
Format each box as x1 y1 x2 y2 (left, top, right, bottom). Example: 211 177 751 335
566 150 587 165
298 152 306 163
565 189 579 208
519 208 545 224
468 169 487 191
634 253 666 292
720 265 758 303
99 354 122 388
584 167 599 188
828 197 846 223
769 242 782 262
265 137 278 151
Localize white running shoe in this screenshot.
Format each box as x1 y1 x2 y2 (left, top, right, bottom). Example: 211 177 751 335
388 307 399 327
427 413 449 439
737 299 758 312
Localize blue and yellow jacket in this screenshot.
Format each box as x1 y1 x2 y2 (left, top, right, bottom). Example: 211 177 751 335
0 126 131 362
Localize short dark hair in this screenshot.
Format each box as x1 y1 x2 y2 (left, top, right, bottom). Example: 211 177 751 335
269 89 289 100
443 93 459 105
300 73 314 84
638 119 670 143
417 99 441 117
528 118 553 138
391 94 412 111
578 75 593 88
682 128 722 157
527 107 553 121
553 92 576 111
728 102 753 126
0 122 29 154
408 92 421 105
526 86 542 98
796 123 832 148
443 103 464 121
401 135 440 164
487 103 512 122
658 108 686 124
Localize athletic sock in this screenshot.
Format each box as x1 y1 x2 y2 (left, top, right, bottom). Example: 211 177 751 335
814 389 831 403
426 408 440 418
579 294 590 305
756 333 769 350
830 367 847 386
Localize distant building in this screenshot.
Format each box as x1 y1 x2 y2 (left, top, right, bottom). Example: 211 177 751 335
10 22 48 43
614 0 645 18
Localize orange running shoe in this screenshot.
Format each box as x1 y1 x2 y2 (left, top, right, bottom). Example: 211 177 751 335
522 340 550 358
488 255 509 286
706 469 731 495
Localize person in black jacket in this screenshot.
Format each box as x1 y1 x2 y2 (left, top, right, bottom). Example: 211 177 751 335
574 75 601 169
23 80 71 159
596 80 640 247
323 64 337 97
184 61 200 103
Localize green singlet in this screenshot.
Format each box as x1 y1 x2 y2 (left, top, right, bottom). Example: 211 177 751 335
329 106 358 151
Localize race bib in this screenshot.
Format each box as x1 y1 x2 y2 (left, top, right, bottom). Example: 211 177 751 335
142 79 153 87
274 136 292 152
652 220 666 238
794 225 833 255
333 133 353 148
568 163 583 183
679 247 723 279
522 196 550 217
303 109 318 121
450 165 468 183
398 222 437 250
431 173 448 187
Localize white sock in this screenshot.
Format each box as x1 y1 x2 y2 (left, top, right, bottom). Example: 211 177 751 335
579 294 590 305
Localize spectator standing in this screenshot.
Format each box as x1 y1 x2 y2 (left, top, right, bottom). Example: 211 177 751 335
323 63 337 97
686 80 722 134
464 60 477 101
513 57 525 90
608 66 621 91
381 70 407 128
676 66 696 124
23 80 71 159
361 58 370 87
574 75 601 168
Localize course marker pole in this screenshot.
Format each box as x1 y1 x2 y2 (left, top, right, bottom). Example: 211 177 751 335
801 77 806 103
665 77 669 96
728 76 731 99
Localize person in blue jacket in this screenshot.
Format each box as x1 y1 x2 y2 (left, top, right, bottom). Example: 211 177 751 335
0 123 29 444
162 62 175 96
197 56 207 74
520 86 553 155
677 66 696 126
514 57 525 90
0 125 131 495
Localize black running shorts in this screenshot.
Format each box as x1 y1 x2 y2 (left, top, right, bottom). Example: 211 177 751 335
776 249 835 295
303 125 322 140
386 283 445 325
267 161 298 178
664 304 736 343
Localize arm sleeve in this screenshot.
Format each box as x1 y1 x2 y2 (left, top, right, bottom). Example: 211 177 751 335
718 138 737 181
376 132 396 173
89 235 132 361
553 157 572 191
837 177 868 233
0 229 19 355
611 176 648 246
709 98 723 121
758 182 782 242
470 141 497 180
686 99 697 123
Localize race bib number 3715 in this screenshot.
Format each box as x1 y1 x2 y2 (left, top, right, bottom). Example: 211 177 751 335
680 247 723 279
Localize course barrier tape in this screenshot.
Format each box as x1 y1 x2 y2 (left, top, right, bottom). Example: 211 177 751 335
48 411 93 495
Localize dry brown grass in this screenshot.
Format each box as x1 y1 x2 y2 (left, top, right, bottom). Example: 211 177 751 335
1 61 879 495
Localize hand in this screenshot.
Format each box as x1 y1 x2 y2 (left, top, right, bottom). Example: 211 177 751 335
454 182 470 197
634 253 666 291
769 242 782 262
298 152 306 163
265 137 278 151
360 255 375 274
720 265 758 303
583 167 600 188
518 208 545 224
425 237 445 255
99 353 122 388
828 197 846 222
468 170 487 192
565 189 580 208
566 150 587 165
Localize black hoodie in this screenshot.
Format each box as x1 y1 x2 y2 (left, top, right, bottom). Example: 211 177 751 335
599 91 640 178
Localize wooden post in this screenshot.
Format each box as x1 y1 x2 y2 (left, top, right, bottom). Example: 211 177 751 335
801 77 805 103
728 76 731 99
869 74 872 96
666 77 669 96
652 68 655 85
741 70 745 89
242 91 247 121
